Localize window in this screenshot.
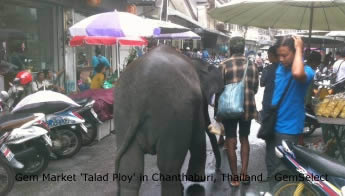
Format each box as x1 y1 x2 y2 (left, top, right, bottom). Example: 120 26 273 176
0 3 54 72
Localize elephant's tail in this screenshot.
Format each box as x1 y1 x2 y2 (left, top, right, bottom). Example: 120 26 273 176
114 119 140 196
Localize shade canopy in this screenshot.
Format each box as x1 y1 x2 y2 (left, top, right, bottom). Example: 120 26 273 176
69 36 148 46
144 18 190 34
326 31 345 37
153 31 201 40
69 11 160 38
209 0 345 31
275 34 345 48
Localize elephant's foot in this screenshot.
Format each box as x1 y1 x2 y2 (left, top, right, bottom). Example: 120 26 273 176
161 181 184 196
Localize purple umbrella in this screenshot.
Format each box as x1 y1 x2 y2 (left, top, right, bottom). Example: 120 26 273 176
69 11 161 38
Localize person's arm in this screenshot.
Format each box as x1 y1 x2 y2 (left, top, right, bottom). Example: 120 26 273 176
56 68 65 78
291 36 307 82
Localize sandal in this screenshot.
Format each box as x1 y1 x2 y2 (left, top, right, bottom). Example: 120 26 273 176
240 174 250 185
229 181 240 187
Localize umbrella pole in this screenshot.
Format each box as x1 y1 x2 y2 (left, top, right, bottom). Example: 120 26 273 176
116 42 120 78
112 45 116 74
308 5 314 49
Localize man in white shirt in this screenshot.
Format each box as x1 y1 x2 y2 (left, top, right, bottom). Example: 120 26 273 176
332 51 345 83
32 71 50 93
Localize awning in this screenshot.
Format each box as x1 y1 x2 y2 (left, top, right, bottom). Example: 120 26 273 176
168 8 203 29
168 8 230 39
203 28 230 39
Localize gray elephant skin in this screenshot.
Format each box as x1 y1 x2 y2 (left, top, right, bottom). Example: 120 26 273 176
114 45 223 196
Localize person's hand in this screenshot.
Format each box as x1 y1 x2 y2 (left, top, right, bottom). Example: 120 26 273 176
292 36 304 50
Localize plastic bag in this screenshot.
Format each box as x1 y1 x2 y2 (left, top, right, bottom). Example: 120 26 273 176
208 121 225 136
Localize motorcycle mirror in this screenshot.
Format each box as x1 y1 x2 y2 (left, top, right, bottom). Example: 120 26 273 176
0 91 9 101
275 147 284 158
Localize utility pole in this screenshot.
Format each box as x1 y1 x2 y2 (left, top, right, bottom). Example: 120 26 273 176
161 0 169 21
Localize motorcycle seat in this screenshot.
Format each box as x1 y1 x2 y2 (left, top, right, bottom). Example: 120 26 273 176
73 98 90 107
292 144 345 178
0 113 36 131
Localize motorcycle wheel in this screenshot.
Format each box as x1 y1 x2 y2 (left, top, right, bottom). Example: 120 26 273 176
52 128 82 159
82 122 97 146
272 181 320 196
0 160 14 196
302 123 317 137
16 150 49 176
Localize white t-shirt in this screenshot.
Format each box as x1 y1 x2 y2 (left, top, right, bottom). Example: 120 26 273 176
32 80 50 93
332 59 345 82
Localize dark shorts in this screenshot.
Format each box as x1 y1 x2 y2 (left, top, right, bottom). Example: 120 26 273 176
222 118 251 138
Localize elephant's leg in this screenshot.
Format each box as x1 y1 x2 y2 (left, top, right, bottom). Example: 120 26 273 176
187 108 206 179
186 130 206 179
203 103 221 169
157 135 189 196
117 139 144 196
206 128 221 169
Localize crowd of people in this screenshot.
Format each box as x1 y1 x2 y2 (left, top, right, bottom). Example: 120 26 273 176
212 35 345 189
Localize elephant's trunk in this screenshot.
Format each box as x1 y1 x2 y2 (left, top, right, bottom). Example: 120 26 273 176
114 120 140 196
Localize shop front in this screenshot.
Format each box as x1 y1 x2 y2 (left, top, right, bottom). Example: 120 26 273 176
0 0 62 90
0 0 125 92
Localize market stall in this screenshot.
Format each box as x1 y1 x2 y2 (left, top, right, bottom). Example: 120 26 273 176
315 93 345 162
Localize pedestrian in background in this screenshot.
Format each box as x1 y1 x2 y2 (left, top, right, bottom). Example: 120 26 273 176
265 36 314 186
92 46 110 74
260 46 279 121
255 52 264 73
332 50 345 83
44 68 65 93
216 36 259 187
32 71 49 93
90 63 106 89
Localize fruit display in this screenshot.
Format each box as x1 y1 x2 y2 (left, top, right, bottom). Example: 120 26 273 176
316 93 345 119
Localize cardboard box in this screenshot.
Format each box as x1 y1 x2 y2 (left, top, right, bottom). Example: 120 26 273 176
97 119 111 141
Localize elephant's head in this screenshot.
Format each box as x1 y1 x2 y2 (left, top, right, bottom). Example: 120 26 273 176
191 58 223 104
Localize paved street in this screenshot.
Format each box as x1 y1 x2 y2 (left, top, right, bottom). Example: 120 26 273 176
9 86 322 196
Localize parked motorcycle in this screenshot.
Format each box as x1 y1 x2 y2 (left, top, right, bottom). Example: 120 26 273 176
0 113 52 175
4 88 87 159
72 98 101 146
272 140 345 195
45 109 87 158
0 157 15 196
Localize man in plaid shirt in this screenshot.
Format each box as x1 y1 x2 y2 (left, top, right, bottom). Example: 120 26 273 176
216 36 259 187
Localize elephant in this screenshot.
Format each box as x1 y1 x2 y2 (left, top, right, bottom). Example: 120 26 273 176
114 45 223 196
